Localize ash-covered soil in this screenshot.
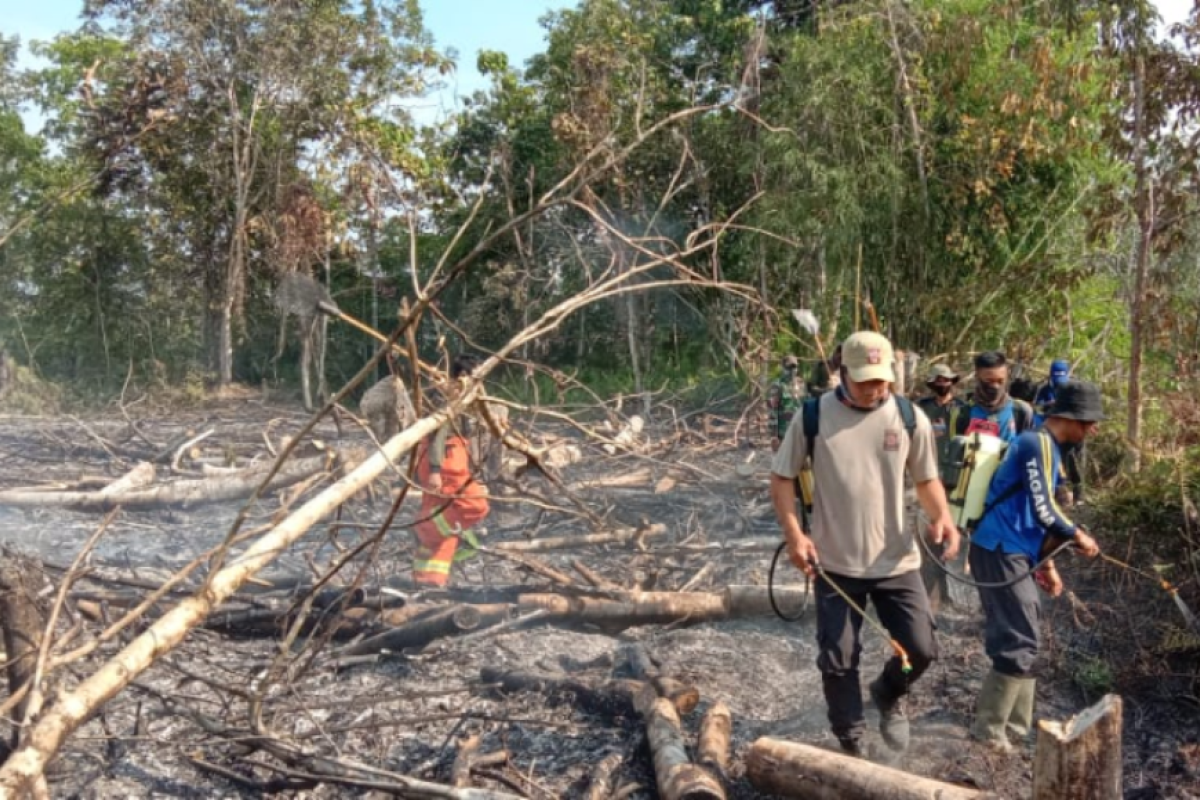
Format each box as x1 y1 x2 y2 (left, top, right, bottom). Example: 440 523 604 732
0 396 1196 799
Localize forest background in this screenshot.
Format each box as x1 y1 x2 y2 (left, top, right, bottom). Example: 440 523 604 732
2 0 1200 519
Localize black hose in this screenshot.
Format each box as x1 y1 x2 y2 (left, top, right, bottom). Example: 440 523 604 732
916 533 1077 589
768 542 811 621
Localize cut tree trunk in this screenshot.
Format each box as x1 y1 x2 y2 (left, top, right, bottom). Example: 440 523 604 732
644 697 725 800
480 671 667 719
697 701 731 775
0 451 340 511
585 752 623 800
517 592 727 626
1033 694 1123 800
722 585 810 618
745 737 994 800
0 556 43 754
340 604 510 657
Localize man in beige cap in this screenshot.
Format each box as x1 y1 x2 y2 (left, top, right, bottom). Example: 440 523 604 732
770 331 960 757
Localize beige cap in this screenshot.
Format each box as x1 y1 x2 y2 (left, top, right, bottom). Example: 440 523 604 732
841 331 896 383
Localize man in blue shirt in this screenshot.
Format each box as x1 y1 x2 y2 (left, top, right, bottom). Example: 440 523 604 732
967 381 1103 751
951 351 1034 445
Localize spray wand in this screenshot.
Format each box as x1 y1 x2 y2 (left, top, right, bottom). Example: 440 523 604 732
1099 552 1199 633
770 542 912 674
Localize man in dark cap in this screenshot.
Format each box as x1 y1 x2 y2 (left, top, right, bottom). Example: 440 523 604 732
767 354 807 451
967 380 1103 751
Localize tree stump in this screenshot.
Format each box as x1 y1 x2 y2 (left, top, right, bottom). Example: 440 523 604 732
1033 694 1123 800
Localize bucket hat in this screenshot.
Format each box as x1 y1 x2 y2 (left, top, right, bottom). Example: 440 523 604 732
1046 380 1104 422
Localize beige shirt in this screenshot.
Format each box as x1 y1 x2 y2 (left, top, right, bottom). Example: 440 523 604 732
771 392 938 579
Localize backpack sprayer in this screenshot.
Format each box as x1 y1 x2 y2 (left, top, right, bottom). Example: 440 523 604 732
920 432 1200 634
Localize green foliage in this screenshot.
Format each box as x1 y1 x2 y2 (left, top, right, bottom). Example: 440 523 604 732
1070 654 1115 698
0 359 62 415
1095 445 1200 537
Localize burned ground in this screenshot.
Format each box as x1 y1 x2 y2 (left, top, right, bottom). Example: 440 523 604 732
0 396 1196 799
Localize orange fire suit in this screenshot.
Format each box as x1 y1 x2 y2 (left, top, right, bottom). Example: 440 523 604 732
412 426 489 586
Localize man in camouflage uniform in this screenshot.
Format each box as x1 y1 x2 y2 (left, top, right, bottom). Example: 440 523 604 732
768 355 807 451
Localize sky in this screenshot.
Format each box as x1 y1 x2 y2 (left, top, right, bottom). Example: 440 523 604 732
3 0 1196 132
3 0 572 131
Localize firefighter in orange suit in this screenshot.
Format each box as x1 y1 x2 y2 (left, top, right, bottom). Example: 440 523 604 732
412 355 490 586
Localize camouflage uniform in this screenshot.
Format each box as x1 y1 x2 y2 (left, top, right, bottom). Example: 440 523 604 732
768 357 807 444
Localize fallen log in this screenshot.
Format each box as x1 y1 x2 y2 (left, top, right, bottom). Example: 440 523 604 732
1033 694 1123 800
97 462 156 497
340 604 510 657
517 591 727 626
492 524 667 552
645 697 725 800
0 556 43 754
480 667 675 720
722 584 811 618
0 451 339 511
697 701 731 775
585 752 623 800
618 643 699 715
745 737 994 800
0 397 477 795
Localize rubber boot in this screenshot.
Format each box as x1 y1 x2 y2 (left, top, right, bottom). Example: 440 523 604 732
970 670 1022 751
1006 677 1036 742
869 677 910 752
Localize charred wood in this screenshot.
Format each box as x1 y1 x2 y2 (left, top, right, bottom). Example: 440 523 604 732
644 697 725 800
585 752 623 800
517 592 727 627
340 604 510 657
0 555 44 755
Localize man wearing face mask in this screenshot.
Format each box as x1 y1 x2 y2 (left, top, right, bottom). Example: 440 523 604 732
917 364 966 612
770 331 960 758
951 351 1034 445
768 355 807 451
917 364 965 467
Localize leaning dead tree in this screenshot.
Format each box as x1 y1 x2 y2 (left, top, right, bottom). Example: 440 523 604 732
0 101 775 796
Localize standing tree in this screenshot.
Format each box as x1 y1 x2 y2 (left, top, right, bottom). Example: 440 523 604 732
81 0 447 385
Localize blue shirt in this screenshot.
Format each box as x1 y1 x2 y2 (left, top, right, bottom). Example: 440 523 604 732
958 400 1023 444
1032 383 1057 427
972 430 1077 562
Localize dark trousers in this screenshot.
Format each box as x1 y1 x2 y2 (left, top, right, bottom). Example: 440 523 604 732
815 569 937 742
968 542 1041 677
